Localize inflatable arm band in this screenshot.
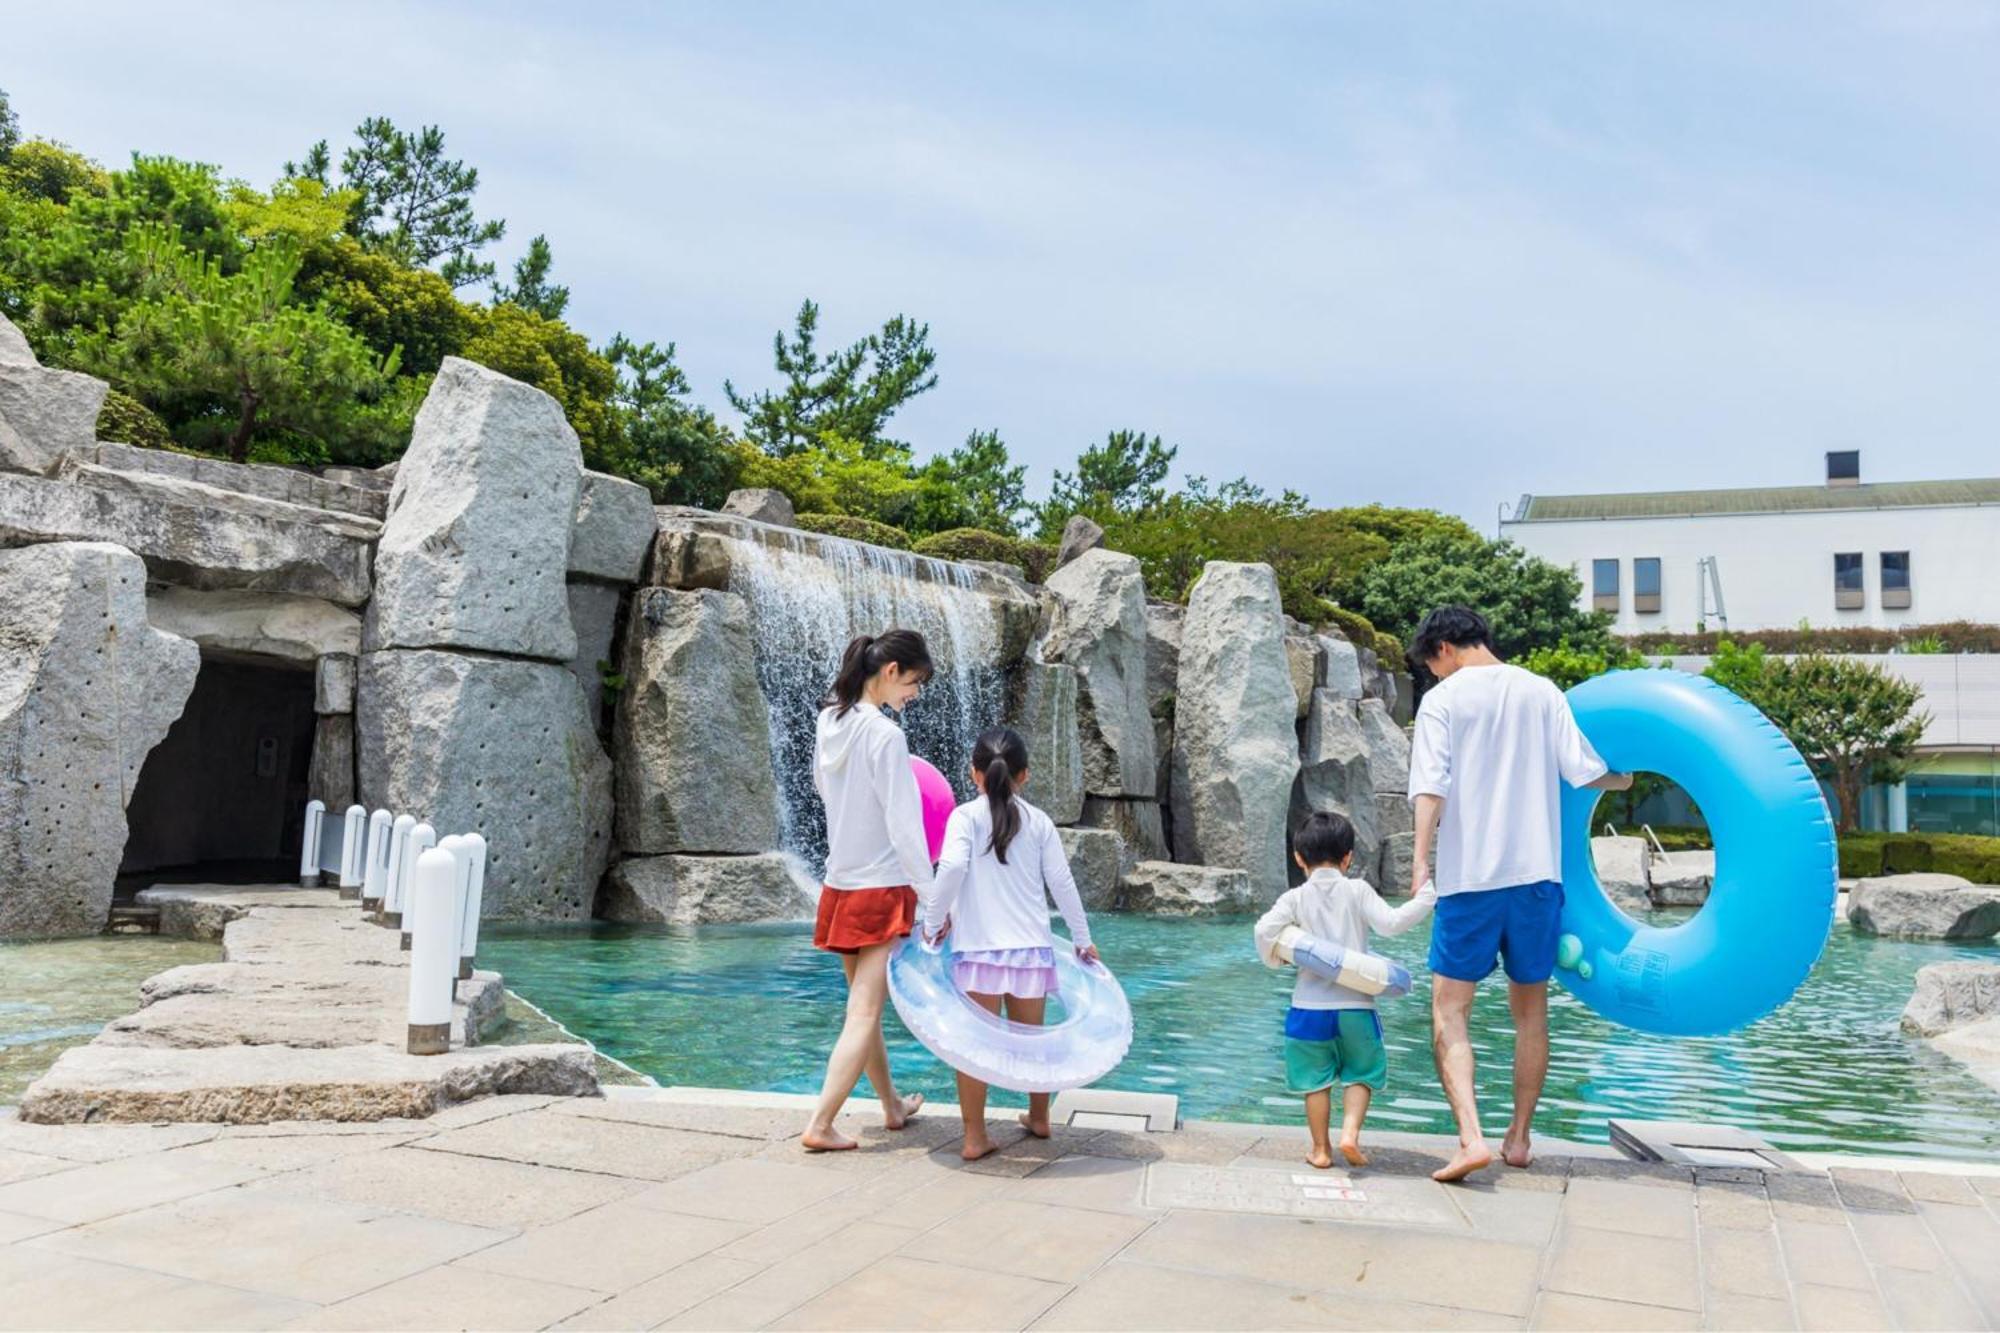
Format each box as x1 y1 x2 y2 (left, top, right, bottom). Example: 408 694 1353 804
1275 926 1413 998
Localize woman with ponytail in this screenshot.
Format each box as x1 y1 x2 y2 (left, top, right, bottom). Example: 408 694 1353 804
920 727 1099 1160
801 628 938 1152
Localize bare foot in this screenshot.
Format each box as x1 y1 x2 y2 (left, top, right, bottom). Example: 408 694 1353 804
1018 1111 1051 1139
1501 1132 1532 1168
801 1126 858 1152
1339 1139 1369 1168
960 1132 998 1161
1432 1141 1494 1182
1305 1145 1336 1169
883 1092 924 1131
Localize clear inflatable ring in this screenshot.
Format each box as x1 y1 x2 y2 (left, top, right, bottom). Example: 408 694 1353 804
887 935 1134 1093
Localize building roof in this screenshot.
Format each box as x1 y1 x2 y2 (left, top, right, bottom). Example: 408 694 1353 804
1511 477 2000 522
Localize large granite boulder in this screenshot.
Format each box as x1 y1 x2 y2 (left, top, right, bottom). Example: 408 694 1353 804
1292 690 1381 880
1055 514 1104 569
614 588 779 854
316 654 357 714
306 714 355 810
1649 850 1715 908
600 853 815 925
146 588 360 665
1079 796 1168 865
1040 549 1156 798
1117 861 1253 917
721 488 795 527
0 314 107 476
1057 827 1125 912
1 542 198 938
568 471 656 584
1849 874 2000 940
1356 700 1411 798
81 441 387 521
0 466 376 605
1901 962 2000 1038
1171 562 1299 903
1378 832 1419 897
357 649 612 921
1592 836 1653 915
1003 659 1085 825
1321 633 1365 700
367 358 582 661
1285 635 1321 719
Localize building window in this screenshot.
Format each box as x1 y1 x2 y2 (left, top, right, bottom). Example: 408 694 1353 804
1591 559 1619 613
1834 552 1864 610
1633 558 1662 614
1881 552 1911 610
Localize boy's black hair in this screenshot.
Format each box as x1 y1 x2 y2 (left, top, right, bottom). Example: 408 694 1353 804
1407 605 1496 673
1293 810 1356 869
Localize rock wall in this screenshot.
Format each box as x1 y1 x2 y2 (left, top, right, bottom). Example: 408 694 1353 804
1039 549 1157 799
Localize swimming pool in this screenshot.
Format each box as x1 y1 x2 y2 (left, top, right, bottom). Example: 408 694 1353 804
480 913 2000 1162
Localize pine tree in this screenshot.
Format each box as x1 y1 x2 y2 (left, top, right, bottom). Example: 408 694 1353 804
0 86 20 162
724 299 937 456
293 117 506 289
492 234 569 319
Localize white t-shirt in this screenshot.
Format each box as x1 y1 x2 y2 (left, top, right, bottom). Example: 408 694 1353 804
1406 662 1608 895
813 704 935 893
1253 868 1434 1010
921 797 1091 954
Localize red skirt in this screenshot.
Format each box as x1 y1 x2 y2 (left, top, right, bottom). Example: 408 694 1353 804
814 885 918 954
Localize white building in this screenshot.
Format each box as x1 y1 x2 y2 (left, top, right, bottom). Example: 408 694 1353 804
1500 452 2000 635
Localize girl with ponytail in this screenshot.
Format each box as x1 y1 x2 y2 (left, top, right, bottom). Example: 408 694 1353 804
920 727 1099 1160
801 629 938 1152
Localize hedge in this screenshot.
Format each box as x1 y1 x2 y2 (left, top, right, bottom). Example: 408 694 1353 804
1836 832 2000 884
912 528 1056 583
792 512 914 551
1625 622 2000 656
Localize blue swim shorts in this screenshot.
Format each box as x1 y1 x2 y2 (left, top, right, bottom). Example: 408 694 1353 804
1428 881 1564 984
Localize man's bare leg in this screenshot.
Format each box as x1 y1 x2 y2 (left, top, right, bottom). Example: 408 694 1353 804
1430 977 1493 1182
1503 981 1548 1168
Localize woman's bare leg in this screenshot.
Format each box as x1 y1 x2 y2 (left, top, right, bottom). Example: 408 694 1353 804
802 943 918 1150
1004 995 1052 1137
958 992 1003 1159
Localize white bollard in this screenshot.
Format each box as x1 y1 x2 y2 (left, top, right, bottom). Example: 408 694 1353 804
381 814 417 926
406 847 459 1056
361 809 393 910
456 832 487 981
299 800 325 887
400 823 436 950
338 805 366 898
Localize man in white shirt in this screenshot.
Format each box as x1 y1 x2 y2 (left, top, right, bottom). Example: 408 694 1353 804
1405 606 1631 1182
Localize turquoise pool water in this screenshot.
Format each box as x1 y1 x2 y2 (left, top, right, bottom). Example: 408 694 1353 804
479 914 2000 1161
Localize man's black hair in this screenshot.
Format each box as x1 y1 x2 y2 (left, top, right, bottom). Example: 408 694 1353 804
1292 810 1357 868
1407 605 1496 672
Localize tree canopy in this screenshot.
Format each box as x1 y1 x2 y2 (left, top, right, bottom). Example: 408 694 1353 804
291 118 507 288
725 300 937 457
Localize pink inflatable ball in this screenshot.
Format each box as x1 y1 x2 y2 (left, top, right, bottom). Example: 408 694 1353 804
910 757 956 863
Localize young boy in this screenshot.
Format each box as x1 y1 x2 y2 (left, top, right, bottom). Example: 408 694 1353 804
1254 811 1436 1168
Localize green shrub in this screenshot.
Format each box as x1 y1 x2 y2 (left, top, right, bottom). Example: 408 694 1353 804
95 389 179 451
1324 607 1377 651
793 512 914 551
1626 622 2000 656
913 527 1055 583
1373 630 1404 667
1835 832 2000 883
1881 838 1934 875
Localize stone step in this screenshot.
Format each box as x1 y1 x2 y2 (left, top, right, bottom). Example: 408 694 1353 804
15 1039 598 1124
105 904 161 934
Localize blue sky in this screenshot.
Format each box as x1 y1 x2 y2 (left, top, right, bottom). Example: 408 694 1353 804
9 2 1998 524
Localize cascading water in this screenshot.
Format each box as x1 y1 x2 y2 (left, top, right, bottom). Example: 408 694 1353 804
725 531 1008 876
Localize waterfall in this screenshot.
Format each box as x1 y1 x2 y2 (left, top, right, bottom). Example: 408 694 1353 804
725 532 1007 875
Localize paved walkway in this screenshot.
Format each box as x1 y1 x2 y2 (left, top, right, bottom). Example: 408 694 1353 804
1 1089 1996 1331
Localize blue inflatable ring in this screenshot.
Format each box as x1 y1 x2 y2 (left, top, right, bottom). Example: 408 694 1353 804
887 936 1133 1093
1557 670 1836 1036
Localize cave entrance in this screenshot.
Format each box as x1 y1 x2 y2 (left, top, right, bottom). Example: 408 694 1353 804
118 653 317 893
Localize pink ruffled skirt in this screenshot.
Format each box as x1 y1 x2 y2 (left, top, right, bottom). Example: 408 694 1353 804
952 946 1060 999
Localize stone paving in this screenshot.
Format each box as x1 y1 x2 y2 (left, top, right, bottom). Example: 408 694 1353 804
1 1088 1996 1330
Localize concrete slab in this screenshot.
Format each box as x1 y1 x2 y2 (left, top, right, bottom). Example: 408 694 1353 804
1542 1225 1701 1313
764 1254 1068 1331
1532 1292 1700 1330
626 1157 856 1225
452 1200 750 1294
26 1185 510 1305
902 1197 1154 1284
285 1263 601 1332
551 1252 764 1331
660 1220 917 1329
0 1246 316 1331
1565 1176 1698 1239
0 1147 265 1224
1036 1258 1519 1331
414 1105 762 1180
253 1141 647 1228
